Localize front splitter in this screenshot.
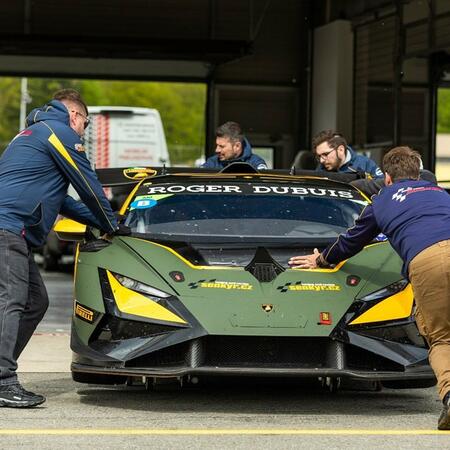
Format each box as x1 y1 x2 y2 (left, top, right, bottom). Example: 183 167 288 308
71 363 435 381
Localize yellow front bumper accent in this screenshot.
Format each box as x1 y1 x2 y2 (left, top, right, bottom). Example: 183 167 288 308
107 271 186 324
350 284 414 325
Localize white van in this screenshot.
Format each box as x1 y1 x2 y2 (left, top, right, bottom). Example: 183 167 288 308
83 106 170 168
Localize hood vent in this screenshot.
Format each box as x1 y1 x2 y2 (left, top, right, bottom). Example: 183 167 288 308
245 247 285 282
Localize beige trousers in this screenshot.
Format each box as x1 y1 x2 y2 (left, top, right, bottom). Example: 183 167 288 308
409 239 450 400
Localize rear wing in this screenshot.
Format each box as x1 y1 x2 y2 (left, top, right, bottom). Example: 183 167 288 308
95 164 366 188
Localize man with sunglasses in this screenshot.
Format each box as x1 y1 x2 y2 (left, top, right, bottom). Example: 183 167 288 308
0 88 130 408
313 129 383 178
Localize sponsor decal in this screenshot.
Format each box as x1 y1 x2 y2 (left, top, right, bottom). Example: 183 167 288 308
319 312 332 325
74 301 96 323
277 281 341 293
188 279 253 290
74 143 85 152
129 194 173 210
392 186 444 202
123 167 157 180
130 199 157 210
143 184 355 199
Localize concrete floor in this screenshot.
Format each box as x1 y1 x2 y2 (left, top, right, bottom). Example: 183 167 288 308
4 270 449 448
1 373 449 449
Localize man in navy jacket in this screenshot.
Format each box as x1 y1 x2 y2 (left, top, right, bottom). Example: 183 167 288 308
289 146 450 430
0 89 129 408
202 121 267 170
314 129 383 178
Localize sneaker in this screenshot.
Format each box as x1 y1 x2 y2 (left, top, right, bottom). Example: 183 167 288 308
0 383 46 408
438 394 450 430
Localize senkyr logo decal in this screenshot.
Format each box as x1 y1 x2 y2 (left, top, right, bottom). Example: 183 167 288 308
188 279 253 290
277 282 341 293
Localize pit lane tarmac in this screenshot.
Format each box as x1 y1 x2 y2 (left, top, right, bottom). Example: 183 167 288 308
2 270 448 449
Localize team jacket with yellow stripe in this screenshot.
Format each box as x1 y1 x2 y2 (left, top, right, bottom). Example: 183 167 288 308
320 179 450 277
0 100 117 247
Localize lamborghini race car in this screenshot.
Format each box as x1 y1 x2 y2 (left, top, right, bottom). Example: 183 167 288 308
55 165 435 390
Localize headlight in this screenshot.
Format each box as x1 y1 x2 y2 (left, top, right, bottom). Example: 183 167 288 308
112 273 171 299
358 279 408 302
347 278 413 327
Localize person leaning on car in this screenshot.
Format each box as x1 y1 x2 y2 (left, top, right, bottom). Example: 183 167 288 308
202 121 267 170
289 146 450 431
313 129 383 178
351 168 437 198
0 88 130 408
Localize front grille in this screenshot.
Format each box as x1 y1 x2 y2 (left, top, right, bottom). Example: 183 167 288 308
204 336 328 367
125 336 329 369
122 336 405 373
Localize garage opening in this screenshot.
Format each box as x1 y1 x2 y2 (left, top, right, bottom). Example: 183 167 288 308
0 76 207 167
436 86 450 184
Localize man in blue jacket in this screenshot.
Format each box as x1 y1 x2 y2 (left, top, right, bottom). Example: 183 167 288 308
202 121 267 170
289 146 450 430
0 89 129 408
313 130 383 178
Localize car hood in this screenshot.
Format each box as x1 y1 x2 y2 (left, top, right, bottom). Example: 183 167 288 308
114 237 403 336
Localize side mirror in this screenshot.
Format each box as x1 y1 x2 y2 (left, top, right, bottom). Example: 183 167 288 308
53 218 87 242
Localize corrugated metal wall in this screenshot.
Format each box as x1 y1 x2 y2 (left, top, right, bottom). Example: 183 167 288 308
353 16 395 146
352 2 450 166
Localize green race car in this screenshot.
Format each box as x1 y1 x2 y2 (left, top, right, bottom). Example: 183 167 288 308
56 166 435 391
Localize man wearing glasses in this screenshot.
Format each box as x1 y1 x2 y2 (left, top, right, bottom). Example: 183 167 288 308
0 89 130 408
313 129 383 178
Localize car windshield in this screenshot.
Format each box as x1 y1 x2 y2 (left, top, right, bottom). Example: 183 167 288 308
124 182 367 242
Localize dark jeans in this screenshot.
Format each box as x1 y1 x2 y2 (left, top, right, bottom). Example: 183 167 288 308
0 230 48 385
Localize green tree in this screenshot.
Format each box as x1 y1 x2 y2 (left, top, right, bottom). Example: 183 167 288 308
0 78 21 148
0 78 80 149
437 88 450 133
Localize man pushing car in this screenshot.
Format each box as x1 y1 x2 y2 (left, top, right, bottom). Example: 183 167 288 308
289 146 450 430
0 89 129 408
